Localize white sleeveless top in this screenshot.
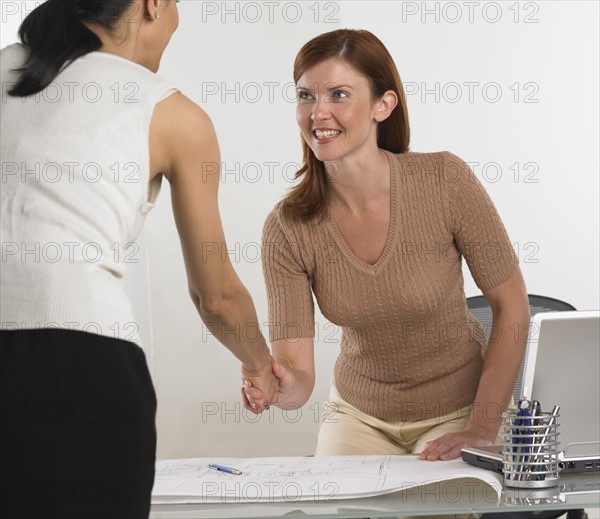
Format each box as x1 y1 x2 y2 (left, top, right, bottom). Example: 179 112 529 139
1 43 178 343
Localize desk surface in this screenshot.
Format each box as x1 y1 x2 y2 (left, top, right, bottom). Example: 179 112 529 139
151 472 600 518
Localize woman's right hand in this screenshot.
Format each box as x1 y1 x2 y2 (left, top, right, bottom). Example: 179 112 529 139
241 359 296 413
240 359 282 414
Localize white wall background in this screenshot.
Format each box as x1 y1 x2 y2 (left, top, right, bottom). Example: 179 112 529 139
2 1 598 459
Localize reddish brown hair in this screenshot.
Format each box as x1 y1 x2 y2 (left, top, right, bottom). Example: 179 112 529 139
282 29 411 221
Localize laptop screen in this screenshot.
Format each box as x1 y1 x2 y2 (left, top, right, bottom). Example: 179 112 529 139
522 310 600 457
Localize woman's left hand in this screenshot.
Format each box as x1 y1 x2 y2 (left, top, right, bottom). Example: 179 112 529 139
418 428 494 461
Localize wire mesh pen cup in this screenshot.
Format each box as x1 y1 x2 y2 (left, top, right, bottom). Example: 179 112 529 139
501 410 561 488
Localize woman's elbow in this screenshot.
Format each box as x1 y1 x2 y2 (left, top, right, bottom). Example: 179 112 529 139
196 297 230 324
187 286 224 321
190 284 248 325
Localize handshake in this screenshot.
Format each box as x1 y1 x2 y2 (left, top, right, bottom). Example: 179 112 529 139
240 352 312 415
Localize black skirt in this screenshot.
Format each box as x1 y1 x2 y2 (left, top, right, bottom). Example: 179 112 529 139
0 329 157 519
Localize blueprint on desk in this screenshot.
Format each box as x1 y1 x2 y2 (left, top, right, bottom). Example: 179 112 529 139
151 455 503 504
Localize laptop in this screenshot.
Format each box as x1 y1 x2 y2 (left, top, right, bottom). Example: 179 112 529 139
462 310 600 474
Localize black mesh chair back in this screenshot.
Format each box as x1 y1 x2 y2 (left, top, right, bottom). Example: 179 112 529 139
466 294 576 401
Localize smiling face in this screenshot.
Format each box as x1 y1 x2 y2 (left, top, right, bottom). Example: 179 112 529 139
296 58 388 165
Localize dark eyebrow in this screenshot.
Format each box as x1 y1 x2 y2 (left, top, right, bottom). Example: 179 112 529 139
296 84 355 91
324 84 354 91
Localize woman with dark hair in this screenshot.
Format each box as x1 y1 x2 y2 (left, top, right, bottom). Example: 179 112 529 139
0 1 276 517
245 29 529 462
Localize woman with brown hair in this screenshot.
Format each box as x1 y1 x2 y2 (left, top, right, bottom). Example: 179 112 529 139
245 29 530 462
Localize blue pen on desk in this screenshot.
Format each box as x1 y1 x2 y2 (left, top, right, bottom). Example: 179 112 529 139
514 400 540 480
513 399 531 480
209 463 243 475
522 400 540 476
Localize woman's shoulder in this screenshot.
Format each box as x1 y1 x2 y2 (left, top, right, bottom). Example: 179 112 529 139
262 203 296 253
264 202 292 236
154 91 211 122
387 149 474 184
263 201 322 241
267 200 325 226
387 149 467 166
150 91 216 152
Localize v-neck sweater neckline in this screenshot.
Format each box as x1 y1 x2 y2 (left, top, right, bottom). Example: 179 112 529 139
325 149 399 276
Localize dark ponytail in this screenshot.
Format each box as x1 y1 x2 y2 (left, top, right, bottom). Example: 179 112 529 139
9 0 134 98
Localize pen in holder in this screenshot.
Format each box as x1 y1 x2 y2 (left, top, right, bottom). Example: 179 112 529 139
501 405 561 488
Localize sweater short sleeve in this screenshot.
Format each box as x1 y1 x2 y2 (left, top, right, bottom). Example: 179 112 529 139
442 151 519 291
262 206 315 342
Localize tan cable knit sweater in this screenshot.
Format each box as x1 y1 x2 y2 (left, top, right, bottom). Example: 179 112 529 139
262 150 518 421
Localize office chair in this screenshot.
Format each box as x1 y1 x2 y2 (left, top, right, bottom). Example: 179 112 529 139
466 294 576 402
470 295 584 519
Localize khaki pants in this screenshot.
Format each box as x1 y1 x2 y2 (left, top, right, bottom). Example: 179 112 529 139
314 382 505 519
316 383 504 456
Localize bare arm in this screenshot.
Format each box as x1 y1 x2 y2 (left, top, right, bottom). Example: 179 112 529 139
150 92 276 401
420 268 530 460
